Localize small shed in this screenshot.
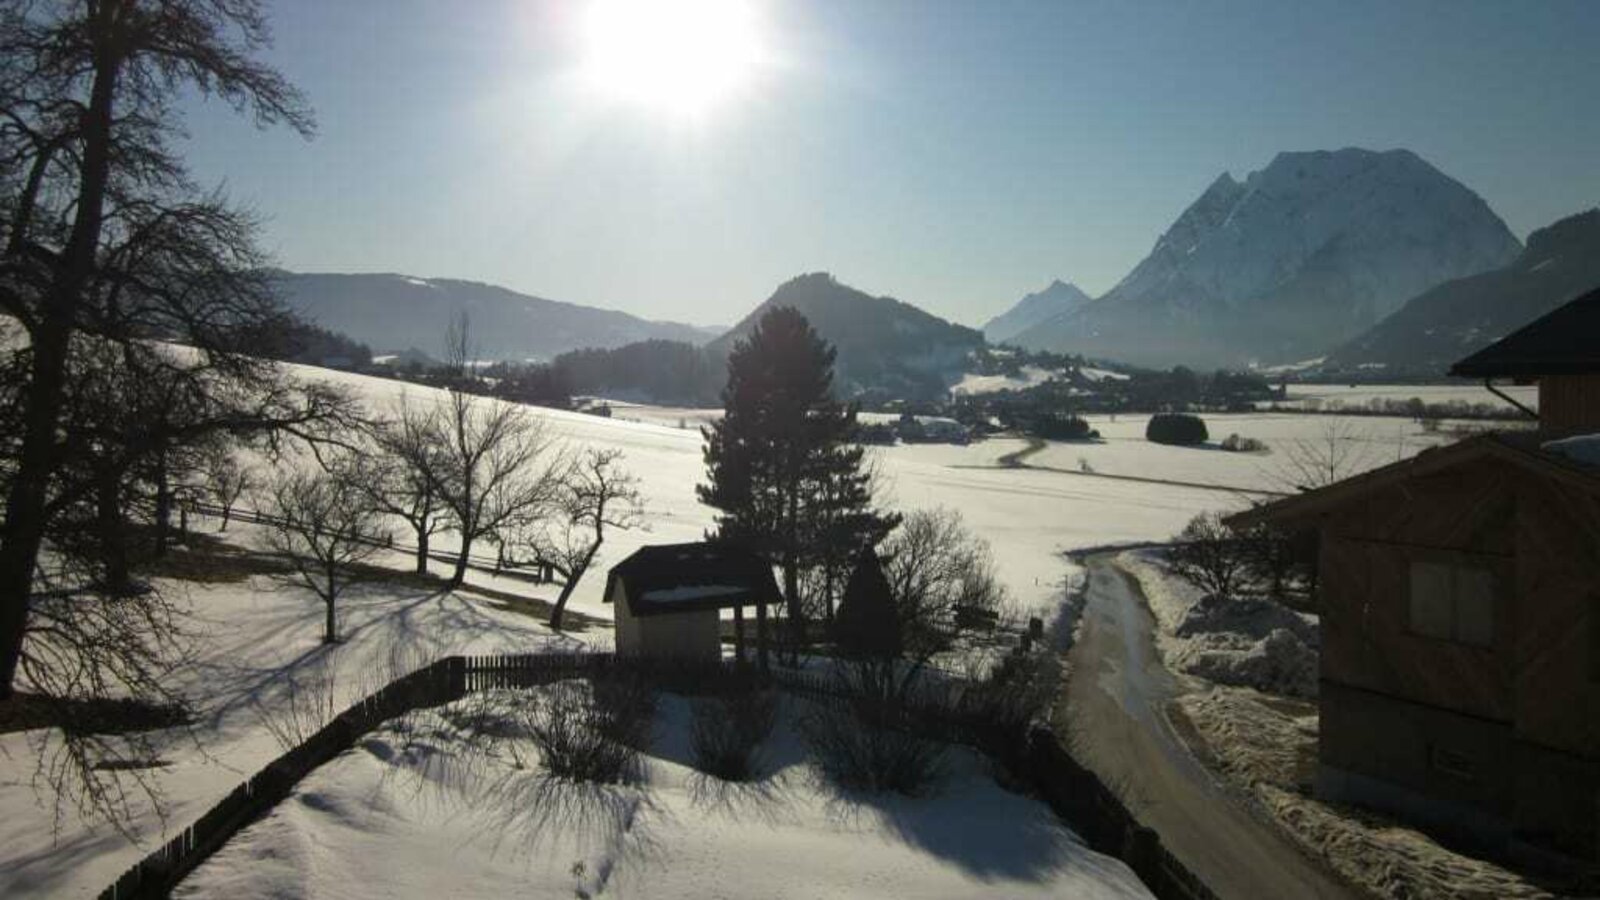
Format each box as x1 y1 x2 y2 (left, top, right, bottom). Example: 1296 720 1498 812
603 542 781 666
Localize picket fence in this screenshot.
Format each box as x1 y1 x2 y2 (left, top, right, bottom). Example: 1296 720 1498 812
99 652 1217 900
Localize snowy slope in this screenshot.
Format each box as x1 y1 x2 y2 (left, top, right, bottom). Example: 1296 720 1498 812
176 690 1152 899
1014 149 1521 368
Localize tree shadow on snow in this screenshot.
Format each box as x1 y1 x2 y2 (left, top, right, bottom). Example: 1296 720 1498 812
814 750 1126 885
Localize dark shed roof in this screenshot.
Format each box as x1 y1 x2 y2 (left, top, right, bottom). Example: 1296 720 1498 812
603 542 782 616
1450 285 1600 378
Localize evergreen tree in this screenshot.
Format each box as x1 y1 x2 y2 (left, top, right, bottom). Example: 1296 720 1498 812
698 307 896 659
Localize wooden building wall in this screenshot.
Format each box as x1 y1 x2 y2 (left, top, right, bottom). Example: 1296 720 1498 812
1317 456 1516 721
1541 374 1600 433
1311 451 1600 854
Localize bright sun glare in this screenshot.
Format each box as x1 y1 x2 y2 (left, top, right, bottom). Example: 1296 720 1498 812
580 0 764 117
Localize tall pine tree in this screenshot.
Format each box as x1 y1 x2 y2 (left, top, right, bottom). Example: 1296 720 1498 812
699 307 897 661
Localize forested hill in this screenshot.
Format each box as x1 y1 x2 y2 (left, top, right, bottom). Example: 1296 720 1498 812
273 271 719 362
705 273 983 400
1324 208 1600 377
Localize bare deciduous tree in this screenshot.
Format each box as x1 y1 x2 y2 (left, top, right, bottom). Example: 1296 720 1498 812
862 508 1006 700
1167 512 1250 601
201 445 252 531
1273 418 1377 492
522 448 643 629
361 395 448 574
0 0 315 700
434 392 564 588
264 464 388 644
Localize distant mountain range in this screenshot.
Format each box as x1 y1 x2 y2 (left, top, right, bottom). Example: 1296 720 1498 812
706 273 983 400
272 271 721 362
1323 208 1600 377
1009 148 1522 368
983 280 1090 344
279 148 1587 393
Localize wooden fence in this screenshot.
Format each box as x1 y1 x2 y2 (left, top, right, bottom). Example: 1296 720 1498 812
100 651 1217 900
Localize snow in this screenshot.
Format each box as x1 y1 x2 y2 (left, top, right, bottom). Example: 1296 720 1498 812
0 364 1482 897
1078 367 1129 382
1026 411 1447 493
1279 381 1537 412
1118 551 1319 698
638 584 746 603
176 687 1151 899
949 366 1056 396
1542 433 1600 466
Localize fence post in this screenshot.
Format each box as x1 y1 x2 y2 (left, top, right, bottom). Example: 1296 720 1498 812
446 656 466 699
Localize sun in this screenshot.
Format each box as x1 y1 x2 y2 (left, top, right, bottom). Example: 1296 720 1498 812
579 0 765 117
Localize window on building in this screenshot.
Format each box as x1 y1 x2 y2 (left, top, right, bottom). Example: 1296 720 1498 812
1408 560 1495 647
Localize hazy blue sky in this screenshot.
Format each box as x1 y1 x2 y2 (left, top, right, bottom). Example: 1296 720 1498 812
180 0 1600 329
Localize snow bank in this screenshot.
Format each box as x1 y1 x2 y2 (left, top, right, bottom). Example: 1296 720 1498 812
1118 551 1319 698
1176 686 1554 900
1543 433 1600 467
178 687 1151 899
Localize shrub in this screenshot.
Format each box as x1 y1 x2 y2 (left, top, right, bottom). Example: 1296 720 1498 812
1030 414 1093 441
590 671 657 750
1168 512 1249 600
689 687 779 781
524 680 649 783
1220 433 1267 453
1146 412 1209 446
799 700 946 796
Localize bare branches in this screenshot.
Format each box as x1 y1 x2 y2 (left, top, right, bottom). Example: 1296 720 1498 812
1272 418 1379 492
358 394 449 574
433 392 565 588
519 447 643 629
262 462 388 644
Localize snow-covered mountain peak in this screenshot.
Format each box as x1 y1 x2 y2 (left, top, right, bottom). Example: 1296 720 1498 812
1012 147 1521 367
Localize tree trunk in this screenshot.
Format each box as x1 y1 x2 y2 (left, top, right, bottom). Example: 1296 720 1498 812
415 526 429 574
784 560 802 663
0 47 122 698
153 450 172 558
220 505 232 532
449 538 471 588
324 595 337 643
756 599 770 672
96 470 131 596
548 540 601 630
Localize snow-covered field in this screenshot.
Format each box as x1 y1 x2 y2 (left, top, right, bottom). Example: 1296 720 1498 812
0 364 1469 898
176 687 1150 899
1027 411 1452 493
949 365 1057 396
1280 381 1536 411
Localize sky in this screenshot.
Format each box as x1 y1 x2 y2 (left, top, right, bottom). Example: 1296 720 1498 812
180 0 1600 330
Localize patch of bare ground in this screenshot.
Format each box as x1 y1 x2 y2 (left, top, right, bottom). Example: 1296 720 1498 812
1177 686 1586 899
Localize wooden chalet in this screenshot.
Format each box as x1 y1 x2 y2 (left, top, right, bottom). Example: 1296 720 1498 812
603 542 781 667
1234 287 1600 859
